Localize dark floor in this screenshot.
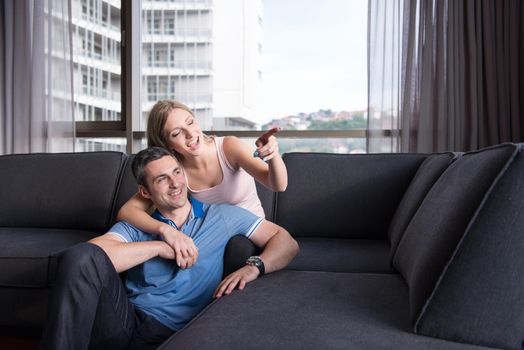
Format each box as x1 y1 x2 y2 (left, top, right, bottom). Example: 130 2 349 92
0 327 40 350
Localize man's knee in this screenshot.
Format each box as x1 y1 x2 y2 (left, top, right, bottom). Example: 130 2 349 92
55 242 110 280
59 242 103 264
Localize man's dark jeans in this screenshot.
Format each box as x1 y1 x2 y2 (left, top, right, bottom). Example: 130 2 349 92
40 243 173 350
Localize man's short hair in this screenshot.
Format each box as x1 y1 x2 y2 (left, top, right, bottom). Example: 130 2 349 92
132 147 178 188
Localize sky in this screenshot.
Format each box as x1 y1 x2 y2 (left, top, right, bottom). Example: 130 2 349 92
259 0 368 123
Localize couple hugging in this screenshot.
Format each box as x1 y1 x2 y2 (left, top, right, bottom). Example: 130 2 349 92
41 100 299 350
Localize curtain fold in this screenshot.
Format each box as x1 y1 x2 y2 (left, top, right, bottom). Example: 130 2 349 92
0 0 74 154
367 0 403 152
368 0 524 153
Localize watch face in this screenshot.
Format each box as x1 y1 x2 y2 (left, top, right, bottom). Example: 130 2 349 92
247 256 261 266
246 256 265 275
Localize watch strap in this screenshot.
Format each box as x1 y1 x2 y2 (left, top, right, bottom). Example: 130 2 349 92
246 256 265 275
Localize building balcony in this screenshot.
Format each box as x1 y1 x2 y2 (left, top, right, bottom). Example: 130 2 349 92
144 27 211 36
72 15 121 42
142 27 212 43
79 85 121 101
144 92 212 103
142 66 212 76
142 93 212 113
143 0 213 12
73 50 121 75
144 60 212 70
75 86 121 112
102 0 121 10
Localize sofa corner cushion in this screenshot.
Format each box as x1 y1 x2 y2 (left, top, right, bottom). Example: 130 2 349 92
392 143 518 322
415 147 524 350
388 152 455 258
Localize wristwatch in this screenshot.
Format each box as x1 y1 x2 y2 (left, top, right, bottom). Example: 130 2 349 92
246 256 265 275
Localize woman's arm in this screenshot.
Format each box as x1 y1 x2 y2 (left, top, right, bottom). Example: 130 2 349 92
117 193 198 268
223 136 288 192
89 234 175 273
117 193 167 234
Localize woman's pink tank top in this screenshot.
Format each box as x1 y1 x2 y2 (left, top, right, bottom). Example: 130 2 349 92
186 137 265 218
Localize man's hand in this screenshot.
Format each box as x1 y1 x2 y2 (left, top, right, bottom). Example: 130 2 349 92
159 224 198 269
213 265 260 298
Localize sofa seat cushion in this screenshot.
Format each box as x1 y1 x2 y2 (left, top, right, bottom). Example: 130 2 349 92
0 228 99 288
286 238 395 273
160 271 493 350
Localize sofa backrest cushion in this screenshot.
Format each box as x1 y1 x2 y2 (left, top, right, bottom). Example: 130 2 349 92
415 145 524 349
255 181 275 221
392 143 518 322
111 155 138 225
0 152 126 231
276 153 427 239
110 156 277 224
388 152 456 259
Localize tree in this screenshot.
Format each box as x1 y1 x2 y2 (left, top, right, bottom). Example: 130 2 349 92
307 113 366 130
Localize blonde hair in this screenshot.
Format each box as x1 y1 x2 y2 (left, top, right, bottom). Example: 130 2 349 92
147 100 193 148
146 100 212 159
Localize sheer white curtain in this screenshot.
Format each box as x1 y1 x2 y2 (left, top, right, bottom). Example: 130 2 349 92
367 0 404 153
0 0 74 154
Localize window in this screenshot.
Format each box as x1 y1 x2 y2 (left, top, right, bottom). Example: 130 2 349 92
73 1 368 153
165 13 175 35
147 77 157 101
146 14 154 34
72 0 122 151
258 0 368 153
137 0 367 153
153 14 161 35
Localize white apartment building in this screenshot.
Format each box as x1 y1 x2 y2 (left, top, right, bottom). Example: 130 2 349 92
211 0 264 130
72 0 263 151
72 0 121 122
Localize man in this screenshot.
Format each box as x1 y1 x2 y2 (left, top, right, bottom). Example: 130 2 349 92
41 147 299 350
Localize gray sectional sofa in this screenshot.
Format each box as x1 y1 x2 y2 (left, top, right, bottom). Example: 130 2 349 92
1 143 523 349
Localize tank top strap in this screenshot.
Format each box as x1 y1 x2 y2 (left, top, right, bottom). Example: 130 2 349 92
214 137 235 173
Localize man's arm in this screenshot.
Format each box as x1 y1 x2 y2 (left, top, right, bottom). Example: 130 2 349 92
89 233 175 273
214 220 299 298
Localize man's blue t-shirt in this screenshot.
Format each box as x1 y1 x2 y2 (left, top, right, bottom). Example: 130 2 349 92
108 198 263 331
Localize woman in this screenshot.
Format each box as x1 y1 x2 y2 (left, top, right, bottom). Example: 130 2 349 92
117 100 287 267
